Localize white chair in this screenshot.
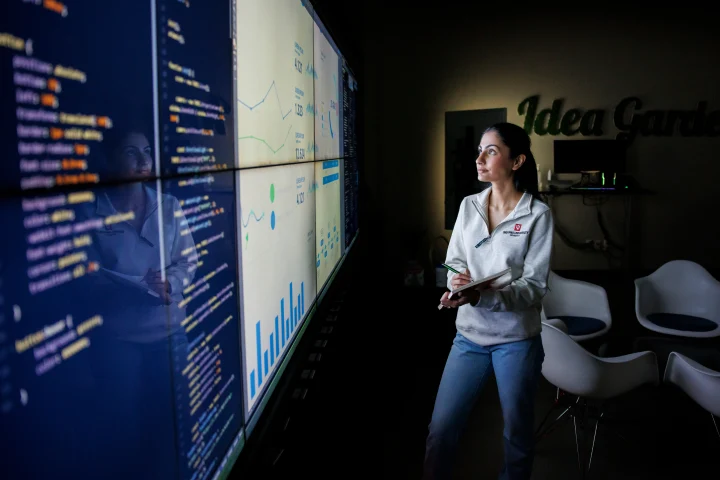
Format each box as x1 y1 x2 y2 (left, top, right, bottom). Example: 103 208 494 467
542 271 612 342
663 351 720 438
536 320 660 477
635 260 720 338
540 320 659 401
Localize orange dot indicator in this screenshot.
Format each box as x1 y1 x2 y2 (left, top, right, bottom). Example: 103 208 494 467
50 127 63 140
47 78 60 93
74 144 89 155
41 93 58 108
43 0 65 15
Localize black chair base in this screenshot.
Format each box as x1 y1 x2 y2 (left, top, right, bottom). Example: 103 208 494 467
535 389 633 479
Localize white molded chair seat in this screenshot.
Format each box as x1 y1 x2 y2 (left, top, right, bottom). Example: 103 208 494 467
542 271 612 342
541 321 659 399
635 260 720 338
537 321 660 475
663 351 720 417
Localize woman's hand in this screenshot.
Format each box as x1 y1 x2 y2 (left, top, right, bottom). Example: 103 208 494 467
441 269 482 308
439 289 481 309
439 290 471 309
144 268 172 304
450 270 473 291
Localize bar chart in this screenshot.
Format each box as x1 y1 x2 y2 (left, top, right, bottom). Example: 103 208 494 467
238 163 316 412
248 280 306 399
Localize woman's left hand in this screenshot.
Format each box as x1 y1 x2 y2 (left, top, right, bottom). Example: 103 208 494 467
144 268 172 304
439 289 480 309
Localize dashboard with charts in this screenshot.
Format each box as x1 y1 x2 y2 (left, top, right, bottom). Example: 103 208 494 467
235 0 315 168
315 160 342 290
237 163 316 414
0 1 360 479
313 16 342 160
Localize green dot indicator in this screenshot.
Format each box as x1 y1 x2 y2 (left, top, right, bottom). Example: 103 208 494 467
270 184 275 203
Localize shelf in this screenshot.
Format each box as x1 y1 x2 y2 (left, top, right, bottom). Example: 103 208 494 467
539 188 655 196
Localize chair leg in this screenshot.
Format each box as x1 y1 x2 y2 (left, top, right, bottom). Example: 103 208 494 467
570 400 608 479
573 415 584 478
537 407 571 440
712 413 720 440
540 399 639 478
606 424 630 444
587 412 603 471
536 395 577 442
535 399 560 437
572 399 591 479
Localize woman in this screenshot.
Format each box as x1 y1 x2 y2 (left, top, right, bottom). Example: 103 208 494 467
80 126 197 478
94 126 197 321
424 122 554 480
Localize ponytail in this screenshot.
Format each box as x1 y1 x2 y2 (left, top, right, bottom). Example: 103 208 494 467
483 122 542 201
513 150 540 200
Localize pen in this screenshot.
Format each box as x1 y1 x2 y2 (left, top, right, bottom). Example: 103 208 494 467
441 263 462 275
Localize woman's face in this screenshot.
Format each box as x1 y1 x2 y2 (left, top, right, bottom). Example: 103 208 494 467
476 130 519 183
112 132 153 179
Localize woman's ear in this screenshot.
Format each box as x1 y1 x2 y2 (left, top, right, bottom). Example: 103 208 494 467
512 154 526 171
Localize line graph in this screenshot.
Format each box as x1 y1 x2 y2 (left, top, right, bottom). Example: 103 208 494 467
235 0 314 168
241 209 265 228
242 208 265 250
237 80 292 120
238 124 293 154
313 21 340 159
330 74 336 139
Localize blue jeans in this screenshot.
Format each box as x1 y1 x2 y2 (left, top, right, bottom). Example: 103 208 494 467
423 332 545 480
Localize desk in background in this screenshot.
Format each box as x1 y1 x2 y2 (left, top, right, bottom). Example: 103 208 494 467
539 188 655 272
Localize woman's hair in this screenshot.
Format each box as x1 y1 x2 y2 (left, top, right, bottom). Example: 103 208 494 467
483 122 540 199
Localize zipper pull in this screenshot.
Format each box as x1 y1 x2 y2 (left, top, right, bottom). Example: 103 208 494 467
475 237 490 248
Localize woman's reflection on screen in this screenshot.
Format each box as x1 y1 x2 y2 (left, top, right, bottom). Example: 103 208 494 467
78 124 197 478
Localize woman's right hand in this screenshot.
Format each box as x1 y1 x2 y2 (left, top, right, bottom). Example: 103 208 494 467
450 269 473 290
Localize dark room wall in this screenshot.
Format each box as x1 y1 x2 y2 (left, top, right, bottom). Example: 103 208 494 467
362 6 720 275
